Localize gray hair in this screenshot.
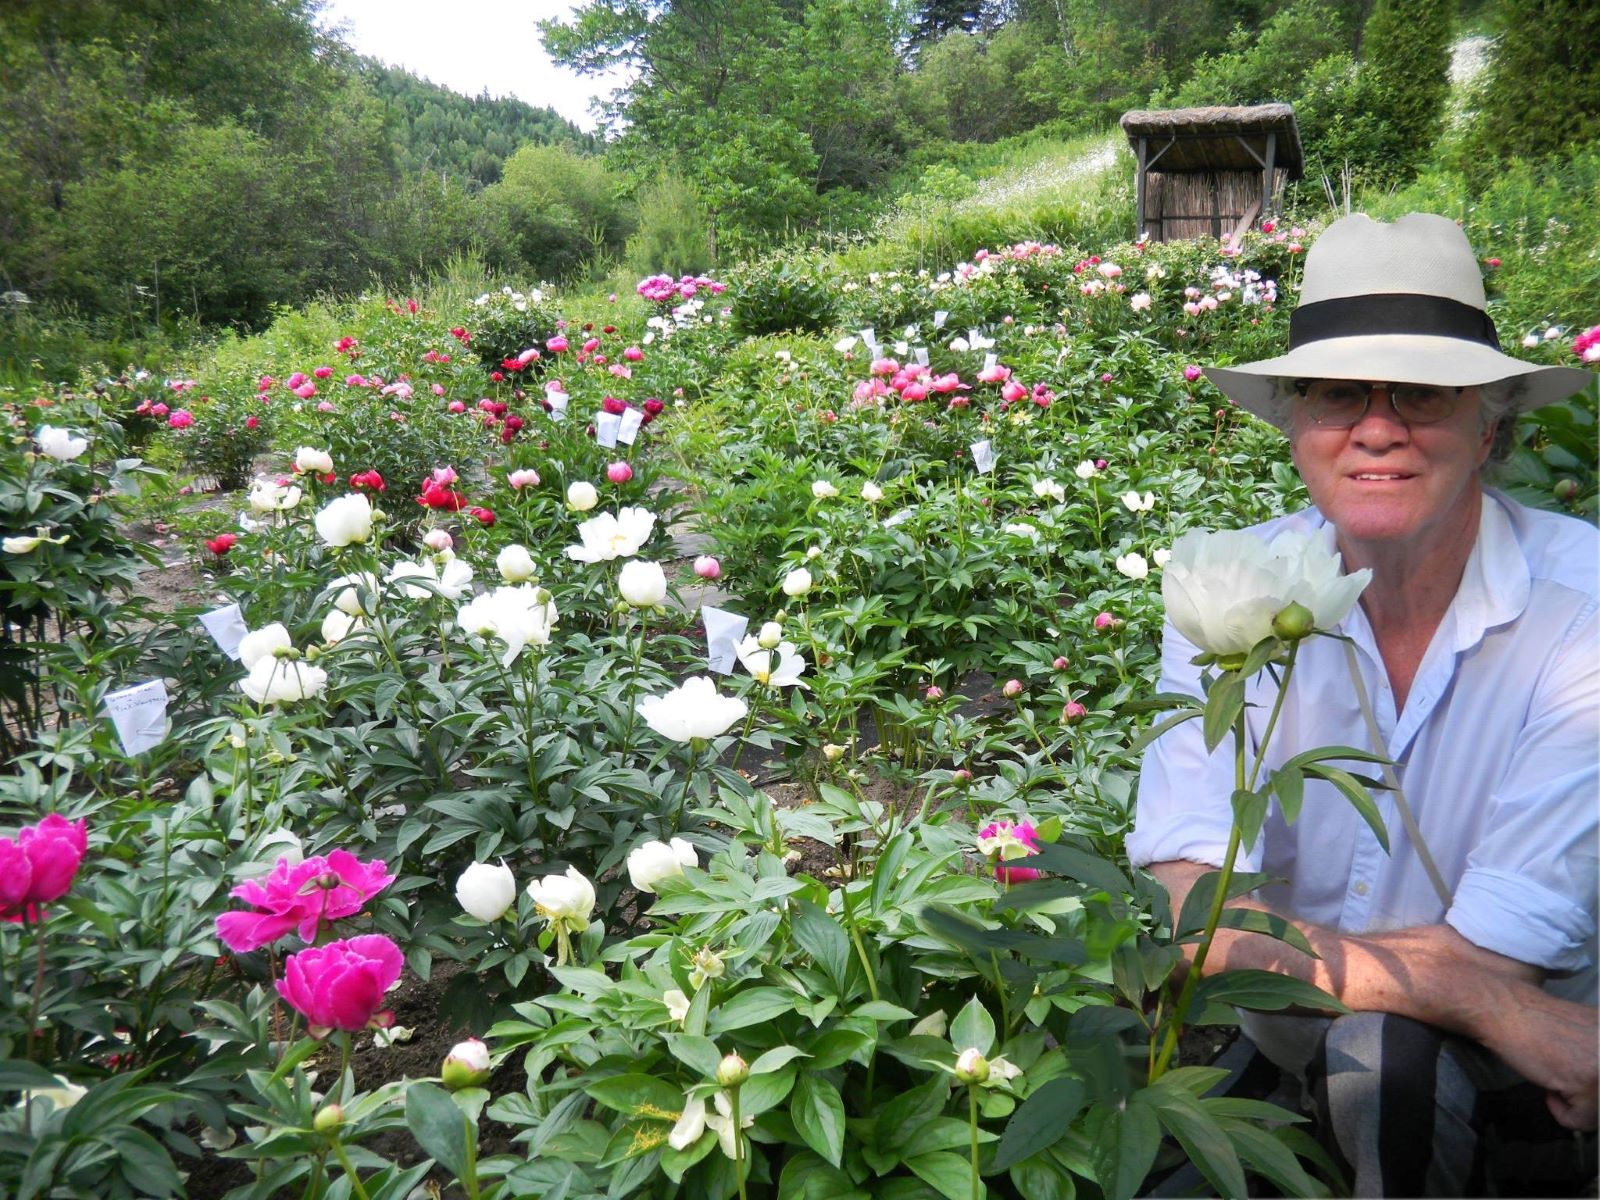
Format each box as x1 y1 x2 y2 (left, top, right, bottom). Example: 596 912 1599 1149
1478 378 1525 471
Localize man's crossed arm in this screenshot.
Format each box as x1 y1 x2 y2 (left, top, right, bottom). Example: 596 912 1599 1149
1149 858 1598 1130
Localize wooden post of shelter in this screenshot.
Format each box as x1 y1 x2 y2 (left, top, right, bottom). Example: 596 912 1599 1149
1118 104 1303 244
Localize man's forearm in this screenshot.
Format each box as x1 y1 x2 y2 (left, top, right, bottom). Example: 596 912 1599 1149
1150 859 1539 1041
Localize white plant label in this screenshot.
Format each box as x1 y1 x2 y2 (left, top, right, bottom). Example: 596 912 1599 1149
983 353 998 372
198 602 249 660
860 326 877 353
970 439 996 474
913 347 929 366
595 411 621 448
701 605 749 675
617 406 644 446
545 386 569 422
883 508 914 529
933 310 949 329
104 679 168 756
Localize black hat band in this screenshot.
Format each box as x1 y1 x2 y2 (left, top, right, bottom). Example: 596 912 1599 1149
1289 294 1501 351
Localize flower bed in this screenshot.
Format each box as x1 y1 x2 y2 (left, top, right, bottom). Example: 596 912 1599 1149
0 231 1594 1198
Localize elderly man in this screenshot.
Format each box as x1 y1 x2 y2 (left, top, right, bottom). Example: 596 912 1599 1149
1129 213 1597 1196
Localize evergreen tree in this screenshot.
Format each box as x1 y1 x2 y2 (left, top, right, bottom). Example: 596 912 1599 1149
1359 0 1452 176
1471 0 1600 163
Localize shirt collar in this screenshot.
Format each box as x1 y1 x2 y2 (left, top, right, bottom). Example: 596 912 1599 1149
1452 489 1531 651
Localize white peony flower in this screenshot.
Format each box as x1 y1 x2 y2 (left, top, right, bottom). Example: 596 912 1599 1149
1162 527 1372 657
36 426 88 461
1153 547 1172 569
313 494 372 547
238 623 292 670
663 988 692 1023
437 558 475 600
626 837 698 893
781 567 812 597
31 1075 88 1111
1120 490 1156 513
238 657 327 704
455 860 516 921
497 544 536 583
1032 479 1065 503
294 446 334 475
3 530 68 554
618 559 668 607
565 507 656 563
248 478 302 513
736 635 808 688
325 571 379 615
861 480 884 502
812 480 839 499
638 677 747 742
384 559 437 600
525 866 595 934
1074 460 1098 480
704 1090 755 1159
669 1092 707 1150
1004 522 1040 543
566 481 599 511
1115 552 1150 580
321 608 362 644
456 585 557 667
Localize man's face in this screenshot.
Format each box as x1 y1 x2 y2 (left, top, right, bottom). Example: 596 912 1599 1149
1288 383 1494 553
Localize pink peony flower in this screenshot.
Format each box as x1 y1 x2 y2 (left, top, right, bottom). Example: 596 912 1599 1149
316 401 335 412
976 364 1011 384
431 466 457 486
1183 365 1203 383
1000 379 1027 403
214 850 394 952
547 336 569 353
313 366 333 379
977 820 1042 884
167 409 194 429
623 346 643 362
0 814 88 920
276 934 404 1036
286 372 307 390
293 383 317 400
606 461 633 483
508 468 540 489
1094 611 1121 631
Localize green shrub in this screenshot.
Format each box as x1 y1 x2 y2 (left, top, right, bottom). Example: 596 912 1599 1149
728 260 842 338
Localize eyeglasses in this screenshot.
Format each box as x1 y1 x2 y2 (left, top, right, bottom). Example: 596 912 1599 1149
1293 379 1464 427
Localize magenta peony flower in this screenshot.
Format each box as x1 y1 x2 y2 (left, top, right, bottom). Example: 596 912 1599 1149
1 814 88 920
276 934 403 1037
215 850 394 952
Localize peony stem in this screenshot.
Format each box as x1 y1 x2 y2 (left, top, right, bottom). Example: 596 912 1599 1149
1151 702 1247 1081
968 1083 982 1200
619 616 646 758
329 1138 372 1200
732 1085 748 1200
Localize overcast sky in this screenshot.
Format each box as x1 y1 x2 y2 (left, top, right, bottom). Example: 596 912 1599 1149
317 0 628 133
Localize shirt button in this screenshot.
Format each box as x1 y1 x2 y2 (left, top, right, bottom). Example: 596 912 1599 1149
1353 881 1370 896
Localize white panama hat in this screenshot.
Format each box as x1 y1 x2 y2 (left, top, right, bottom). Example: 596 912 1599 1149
1204 212 1594 430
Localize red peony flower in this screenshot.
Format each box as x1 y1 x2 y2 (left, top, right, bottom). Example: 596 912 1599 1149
206 533 238 555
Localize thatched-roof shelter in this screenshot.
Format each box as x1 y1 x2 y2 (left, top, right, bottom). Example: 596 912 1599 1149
1120 104 1303 243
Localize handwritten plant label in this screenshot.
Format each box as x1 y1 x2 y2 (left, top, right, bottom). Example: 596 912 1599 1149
104 680 169 755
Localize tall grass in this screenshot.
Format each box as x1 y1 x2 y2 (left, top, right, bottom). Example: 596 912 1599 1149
837 131 1134 274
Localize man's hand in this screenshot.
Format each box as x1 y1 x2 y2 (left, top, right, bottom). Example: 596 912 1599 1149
1147 858 1599 1129
1476 982 1598 1130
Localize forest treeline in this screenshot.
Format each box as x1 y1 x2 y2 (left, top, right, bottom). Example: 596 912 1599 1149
1 0 1596 364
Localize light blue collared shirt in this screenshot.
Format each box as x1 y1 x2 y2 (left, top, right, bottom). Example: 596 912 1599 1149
1129 491 1599 1000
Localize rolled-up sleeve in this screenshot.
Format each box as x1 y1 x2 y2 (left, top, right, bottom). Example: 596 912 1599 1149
1446 603 1599 974
1127 617 1263 872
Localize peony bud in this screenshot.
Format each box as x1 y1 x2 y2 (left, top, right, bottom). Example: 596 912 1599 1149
1553 478 1580 502
757 620 783 649
496 544 536 583
1052 656 1069 670
716 1053 750 1087
781 568 812 597
1002 679 1023 697
566 481 599 511
607 461 633 484
954 1048 990 1084
618 560 668 608
693 555 721 580
314 1104 345 1134
822 743 846 762
1063 700 1087 723
1271 601 1315 642
441 1038 492 1090
925 685 944 701
455 860 516 921
422 528 453 552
